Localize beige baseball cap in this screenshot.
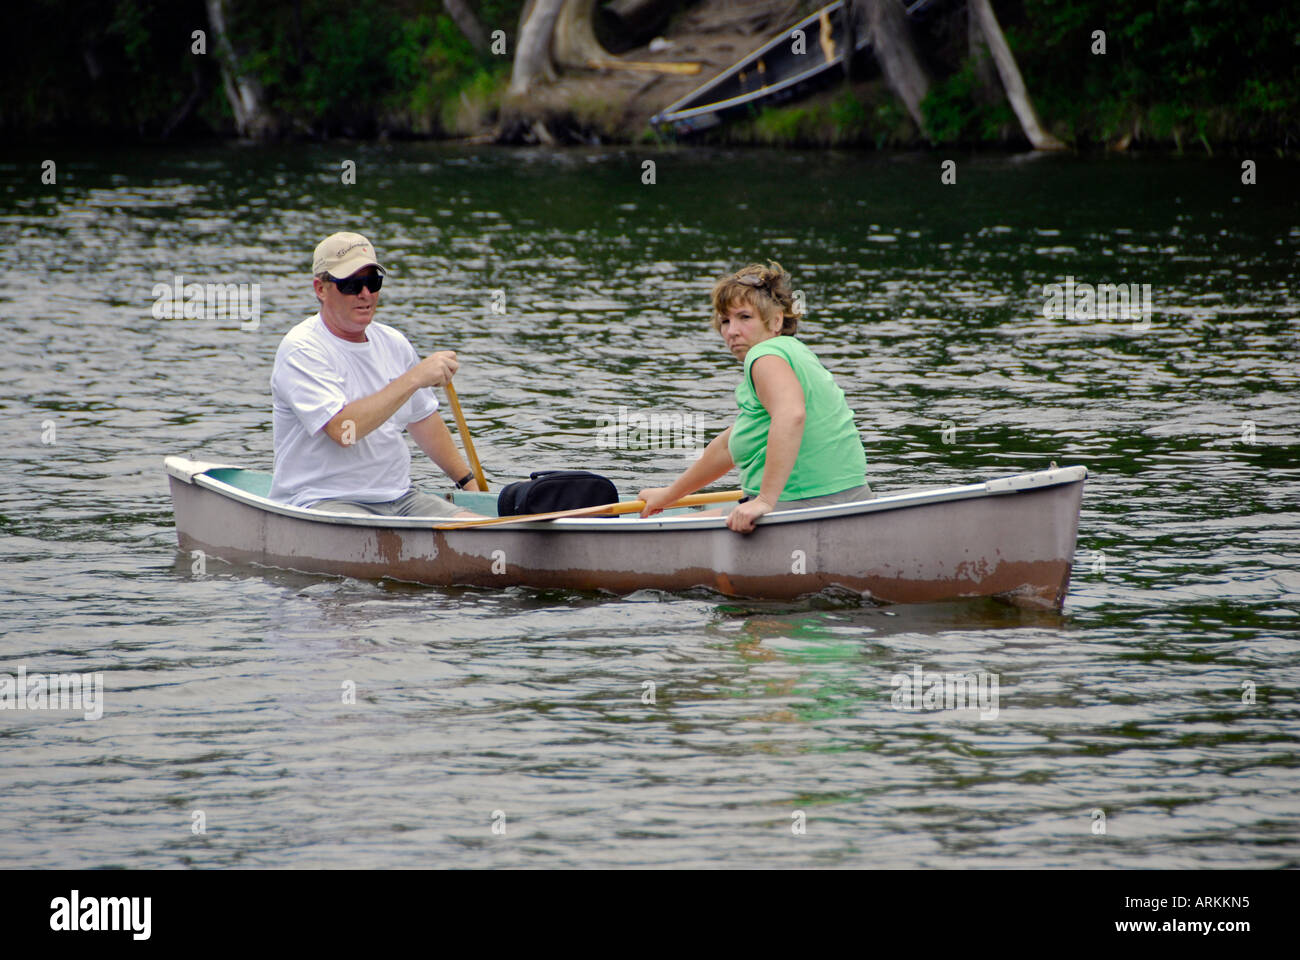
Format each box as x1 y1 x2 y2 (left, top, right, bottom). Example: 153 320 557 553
312 232 386 278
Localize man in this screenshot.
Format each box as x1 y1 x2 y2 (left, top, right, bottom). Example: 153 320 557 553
268 232 482 518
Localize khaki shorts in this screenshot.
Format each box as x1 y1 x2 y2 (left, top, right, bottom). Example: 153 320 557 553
309 487 463 519
731 482 874 514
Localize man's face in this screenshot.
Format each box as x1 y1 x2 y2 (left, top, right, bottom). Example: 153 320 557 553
315 266 382 341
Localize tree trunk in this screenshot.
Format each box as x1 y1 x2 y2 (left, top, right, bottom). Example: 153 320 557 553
863 0 931 136
206 0 273 138
510 0 565 94
552 0 608 68
967 0 1065 150
842 0 860 79
967 2 999 106
161 60 211 140
444 0 489 52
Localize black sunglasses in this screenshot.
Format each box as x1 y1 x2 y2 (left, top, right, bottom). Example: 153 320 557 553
328 272 383 295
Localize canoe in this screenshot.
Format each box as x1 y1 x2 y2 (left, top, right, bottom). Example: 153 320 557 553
649 0 936 136
164 456 1088 609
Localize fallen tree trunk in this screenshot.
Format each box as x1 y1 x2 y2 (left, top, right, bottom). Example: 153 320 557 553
206 0 274 138
968 0 1065 149
862 0 932 136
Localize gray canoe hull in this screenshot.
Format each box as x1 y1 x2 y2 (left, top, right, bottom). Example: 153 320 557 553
166 457 1086 609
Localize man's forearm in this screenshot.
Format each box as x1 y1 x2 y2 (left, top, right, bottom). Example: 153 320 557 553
408 413 475 487
323 372 420 446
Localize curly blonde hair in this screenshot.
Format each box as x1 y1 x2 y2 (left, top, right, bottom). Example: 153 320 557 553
710 261 797 337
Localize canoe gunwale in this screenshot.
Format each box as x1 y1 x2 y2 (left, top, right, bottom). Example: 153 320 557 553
653 62 855 127
164 455 1086 533
165 457 240 484
651 1 861 128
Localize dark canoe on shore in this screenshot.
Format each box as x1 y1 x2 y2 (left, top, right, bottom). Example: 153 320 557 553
165 456 1088 609
649 0 937 136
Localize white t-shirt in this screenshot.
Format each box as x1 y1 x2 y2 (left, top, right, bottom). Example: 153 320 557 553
269 313 439 506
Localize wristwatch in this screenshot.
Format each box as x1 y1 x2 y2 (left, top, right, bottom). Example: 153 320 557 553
454 472 475 489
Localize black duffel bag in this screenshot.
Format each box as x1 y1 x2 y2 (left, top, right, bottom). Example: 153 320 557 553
496 470 620 516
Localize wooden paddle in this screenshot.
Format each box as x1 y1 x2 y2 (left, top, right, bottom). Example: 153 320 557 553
444 381 487 492
433 490 743 529
586 59 702 75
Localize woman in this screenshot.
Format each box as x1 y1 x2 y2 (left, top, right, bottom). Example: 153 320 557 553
639 262 870 533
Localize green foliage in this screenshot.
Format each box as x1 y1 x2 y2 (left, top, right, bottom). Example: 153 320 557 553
1015 0 1300 145
2 0 212 135
872 98 906 149
229 1 497 135
2 0 1297 145
921 63 975 144
828 88 868 134
441 66 510 134
1 0 525 138
921 61 1013 145
752 104 812 143
909 0 1299 148
729 88 875 146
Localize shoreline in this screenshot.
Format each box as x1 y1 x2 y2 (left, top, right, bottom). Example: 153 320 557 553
19 125 1292 156
8 1 1294 156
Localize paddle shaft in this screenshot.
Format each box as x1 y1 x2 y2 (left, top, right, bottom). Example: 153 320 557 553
434 490 743 529
586 59 702 75
444 381 488 492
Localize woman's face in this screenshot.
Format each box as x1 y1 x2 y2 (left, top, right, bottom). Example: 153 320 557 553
717 297 780 361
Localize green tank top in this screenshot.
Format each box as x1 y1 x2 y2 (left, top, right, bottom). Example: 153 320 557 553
728 336 867 500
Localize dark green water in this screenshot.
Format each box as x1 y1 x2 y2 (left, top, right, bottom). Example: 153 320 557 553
1 143 1297 867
